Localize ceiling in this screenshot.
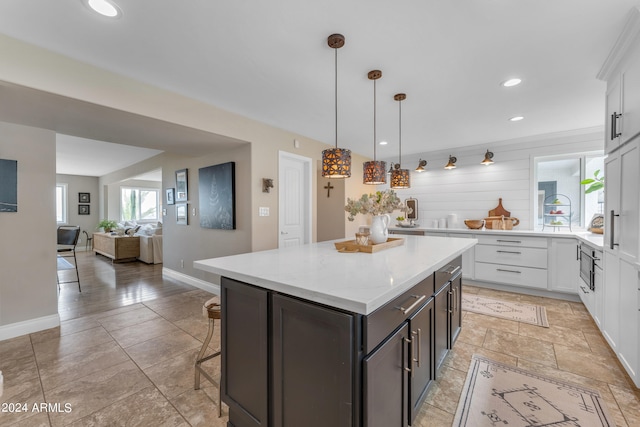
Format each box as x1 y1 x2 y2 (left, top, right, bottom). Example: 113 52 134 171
0 1 638 169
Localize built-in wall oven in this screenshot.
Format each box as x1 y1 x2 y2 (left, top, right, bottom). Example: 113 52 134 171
579 244 598 292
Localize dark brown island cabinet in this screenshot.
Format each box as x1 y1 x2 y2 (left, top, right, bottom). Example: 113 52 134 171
220 256 463 427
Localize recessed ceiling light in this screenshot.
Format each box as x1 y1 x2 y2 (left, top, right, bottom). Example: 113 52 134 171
379 141 388 145
509 116 524 122
85 0 121 18
502 78 522 87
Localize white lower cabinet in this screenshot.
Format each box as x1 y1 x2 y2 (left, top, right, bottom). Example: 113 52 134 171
474 262 548 289
549 238 579 294
448 233 475 280
602 251 620 351
617 260 639 385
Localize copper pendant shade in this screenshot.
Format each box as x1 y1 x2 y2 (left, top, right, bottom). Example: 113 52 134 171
322 34 351 178
390 93 410 189
363 70 386 184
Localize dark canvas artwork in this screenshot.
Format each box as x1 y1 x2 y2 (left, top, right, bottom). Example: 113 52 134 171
199 162 236 230
0 159 17 212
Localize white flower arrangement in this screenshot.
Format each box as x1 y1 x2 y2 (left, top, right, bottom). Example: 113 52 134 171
345 190 410 222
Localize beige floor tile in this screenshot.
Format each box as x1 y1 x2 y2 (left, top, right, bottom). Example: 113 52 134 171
424 365 467 414
443 341 517 372
88 303 146 320
4 411 51 427
412 403 454 426
555 343 631 387
124 329 201 369
108 316 180 348
461 285 481 294
518 322 590 349
568 300 590 315
0 377 46 425
456 322 487 347
174 315 220 345
32 326 113 365
67 386 189 427
30 317 102 346
97 306 161 332
462 312 519 334
143 348 217 399
0 335 33 362
584 331 617 357
170 388 228 427
0 353 39 386
609 383 640 427
546 309 599 332
475 287 523 302
483 328 557 367
147 300 204 323
38 340 130 391
45 360 152 427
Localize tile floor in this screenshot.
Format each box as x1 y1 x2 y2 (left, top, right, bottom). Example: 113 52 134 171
1 282 639 426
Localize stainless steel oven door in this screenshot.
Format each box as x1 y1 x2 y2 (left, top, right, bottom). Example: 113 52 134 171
579 248 595 291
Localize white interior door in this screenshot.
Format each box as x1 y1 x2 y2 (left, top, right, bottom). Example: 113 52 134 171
279 152 311 248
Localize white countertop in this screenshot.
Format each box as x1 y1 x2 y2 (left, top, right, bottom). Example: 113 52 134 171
390 226 604 249
194 236 477 315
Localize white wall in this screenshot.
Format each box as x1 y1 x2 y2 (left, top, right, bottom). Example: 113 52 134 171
382 128 604 230
0 122 58 339
56 174 100 248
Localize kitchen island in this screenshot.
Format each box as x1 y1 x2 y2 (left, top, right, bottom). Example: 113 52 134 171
195 235 476 427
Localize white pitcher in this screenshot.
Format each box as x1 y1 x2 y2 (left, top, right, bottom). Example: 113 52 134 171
370 214 390 244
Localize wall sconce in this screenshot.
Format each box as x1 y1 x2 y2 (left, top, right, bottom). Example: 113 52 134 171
444 155 457 170
415 159 427 172
262 178 274 193
481 150 494 165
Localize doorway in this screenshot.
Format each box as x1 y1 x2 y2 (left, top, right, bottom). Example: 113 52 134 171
278 151 312 247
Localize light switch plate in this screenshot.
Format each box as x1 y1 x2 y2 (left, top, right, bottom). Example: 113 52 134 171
259 207 269 217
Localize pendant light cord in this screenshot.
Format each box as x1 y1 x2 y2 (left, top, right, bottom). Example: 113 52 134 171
373 78 377 161
334 46 338 149
398 98 402 166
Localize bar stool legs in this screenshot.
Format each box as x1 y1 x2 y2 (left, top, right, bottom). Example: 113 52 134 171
195 300 222 417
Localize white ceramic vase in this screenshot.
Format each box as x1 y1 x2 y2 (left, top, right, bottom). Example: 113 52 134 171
370 214 390 244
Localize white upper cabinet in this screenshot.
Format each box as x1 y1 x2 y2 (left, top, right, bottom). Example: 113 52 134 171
598 7 640 154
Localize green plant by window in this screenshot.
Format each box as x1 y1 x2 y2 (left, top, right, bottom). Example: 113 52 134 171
580 169 604 194
97 219 118 232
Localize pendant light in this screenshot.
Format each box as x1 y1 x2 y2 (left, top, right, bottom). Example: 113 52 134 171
322 34 352 178
390 93 410 189
363 70 386 184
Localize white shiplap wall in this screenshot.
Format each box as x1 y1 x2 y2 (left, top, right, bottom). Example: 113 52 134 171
382 127 604 230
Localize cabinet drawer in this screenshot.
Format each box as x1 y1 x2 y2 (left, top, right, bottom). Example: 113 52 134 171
363 274 434 354
475 245 547 269
477 235 548 248
475 262 548 289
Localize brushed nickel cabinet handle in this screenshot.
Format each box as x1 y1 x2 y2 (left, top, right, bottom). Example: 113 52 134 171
397 295 426 314
403 337 413 377
496 268 522 274
497 250 522 254
610 210 619 249
412 328 422 367
496 239 522 244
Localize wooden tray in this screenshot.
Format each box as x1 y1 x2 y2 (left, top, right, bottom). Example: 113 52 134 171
334 237 404 253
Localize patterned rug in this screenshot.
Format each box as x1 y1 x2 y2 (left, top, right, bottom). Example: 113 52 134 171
462 294 549 327
453 355 615 427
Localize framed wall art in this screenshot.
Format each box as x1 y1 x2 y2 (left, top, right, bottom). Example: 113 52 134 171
198 162 236 230
78 192 90 203
175 169 188 202
166 188 175 205
0 159 18 212
176 203 188 225
78 204 90 215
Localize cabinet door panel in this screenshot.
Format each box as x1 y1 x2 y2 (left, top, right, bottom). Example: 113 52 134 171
449 277 462 347
434 285 449 373
619 141 640 262
606 74 622 153
408 299 434 422
621 47 640 144
364 323 409 427
221 278 269 427
604 151 621 254
272 294 353 427
549 239 579 294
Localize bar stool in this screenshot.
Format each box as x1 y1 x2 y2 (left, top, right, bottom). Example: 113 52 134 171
195 297 222 417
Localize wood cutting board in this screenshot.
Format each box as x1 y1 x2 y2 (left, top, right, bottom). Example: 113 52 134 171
488 198 510 217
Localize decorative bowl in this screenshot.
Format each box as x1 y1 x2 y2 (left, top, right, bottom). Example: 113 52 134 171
464 219 484 229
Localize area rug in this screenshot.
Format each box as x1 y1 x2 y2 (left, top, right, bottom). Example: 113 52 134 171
453 355 615 427
462 294 549 327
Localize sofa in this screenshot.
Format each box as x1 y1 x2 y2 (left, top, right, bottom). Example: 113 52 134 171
116 221 163 264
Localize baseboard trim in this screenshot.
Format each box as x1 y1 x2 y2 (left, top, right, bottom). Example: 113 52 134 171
162 268 220 295
0 314 60 341
463 279 580 302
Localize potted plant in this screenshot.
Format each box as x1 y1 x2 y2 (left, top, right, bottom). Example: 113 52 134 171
97 219 118 233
